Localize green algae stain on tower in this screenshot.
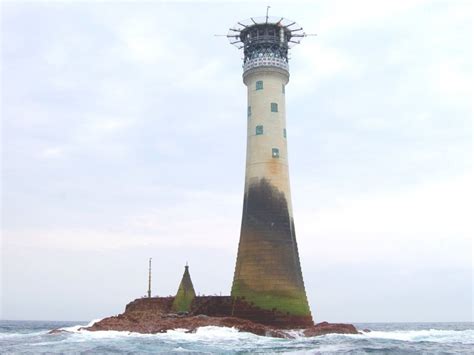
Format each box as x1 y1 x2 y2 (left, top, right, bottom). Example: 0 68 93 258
227 15 313 323
172 265 196 313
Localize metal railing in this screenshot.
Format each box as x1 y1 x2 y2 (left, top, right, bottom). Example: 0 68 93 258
243 56 289 72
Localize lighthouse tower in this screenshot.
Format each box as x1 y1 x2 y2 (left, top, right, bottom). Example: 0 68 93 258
228 16 313 326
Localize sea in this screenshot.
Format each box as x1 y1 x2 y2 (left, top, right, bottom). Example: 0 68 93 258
0 320 472 354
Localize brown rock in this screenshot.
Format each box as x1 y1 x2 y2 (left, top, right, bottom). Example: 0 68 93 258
79 296 358 338
84 314 357 338
303 322 359 337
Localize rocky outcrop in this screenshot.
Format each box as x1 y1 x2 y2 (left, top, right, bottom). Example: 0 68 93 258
81 297 358 338
84 313 358 338
120 296 314 329
303 322 358 336
85 314 289 338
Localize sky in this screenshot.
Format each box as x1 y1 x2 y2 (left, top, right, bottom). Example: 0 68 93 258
1 0 472 323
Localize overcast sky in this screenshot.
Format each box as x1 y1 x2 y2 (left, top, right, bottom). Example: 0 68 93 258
1 0 472 323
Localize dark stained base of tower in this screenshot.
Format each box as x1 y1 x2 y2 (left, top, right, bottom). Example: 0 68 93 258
192 296 313 328
232 178 312 318
74 297 358 338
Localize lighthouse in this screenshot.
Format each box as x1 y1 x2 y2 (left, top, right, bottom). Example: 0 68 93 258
228 15 313 326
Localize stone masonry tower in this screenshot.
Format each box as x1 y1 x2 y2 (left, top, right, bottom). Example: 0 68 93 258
227 15 313 326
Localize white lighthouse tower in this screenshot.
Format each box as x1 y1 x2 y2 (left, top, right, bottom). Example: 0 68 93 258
227 15 313 326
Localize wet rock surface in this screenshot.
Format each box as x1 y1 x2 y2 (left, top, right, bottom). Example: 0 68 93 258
303 322 359 337
83 313 358 339
84 313 290 338
76 297 358 338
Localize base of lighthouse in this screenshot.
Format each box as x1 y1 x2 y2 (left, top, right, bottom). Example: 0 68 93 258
231 178 313 327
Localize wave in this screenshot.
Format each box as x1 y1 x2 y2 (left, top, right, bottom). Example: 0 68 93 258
57 318 103 333
2 324 473 355
52 322 474 345
0 331 45 339
356 329 474 344
50 324 278 347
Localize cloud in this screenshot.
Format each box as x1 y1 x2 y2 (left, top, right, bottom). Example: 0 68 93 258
290 42 358 97
296 173 473 267
3 188 242 251
114 16 167 65
315 0 431 32
38 146 66 159
431 60 472 104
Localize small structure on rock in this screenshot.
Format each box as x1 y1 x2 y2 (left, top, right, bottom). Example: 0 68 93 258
147 257 152 298
171 264 196 313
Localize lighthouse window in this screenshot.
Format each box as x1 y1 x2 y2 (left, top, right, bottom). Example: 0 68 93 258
256 80 263 90
271 102 278 112
256 125 263 135
272 148 280 158
247 106 251 117
283 128 287 138
282 84 285 94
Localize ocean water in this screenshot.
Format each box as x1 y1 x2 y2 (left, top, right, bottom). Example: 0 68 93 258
0 320 472 354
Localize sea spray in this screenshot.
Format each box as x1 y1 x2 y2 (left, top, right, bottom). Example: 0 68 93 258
1 321 473 354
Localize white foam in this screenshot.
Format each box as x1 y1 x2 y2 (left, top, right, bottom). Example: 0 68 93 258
53 318 157 341
282 329 305 338
355 329 474 344
0 331 45 339
49 323 474 346
41 324 277 354
58 318 104 333
165 326 264 342
52 324 264 344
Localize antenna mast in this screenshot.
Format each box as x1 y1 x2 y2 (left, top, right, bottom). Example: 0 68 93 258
147 258 152 298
